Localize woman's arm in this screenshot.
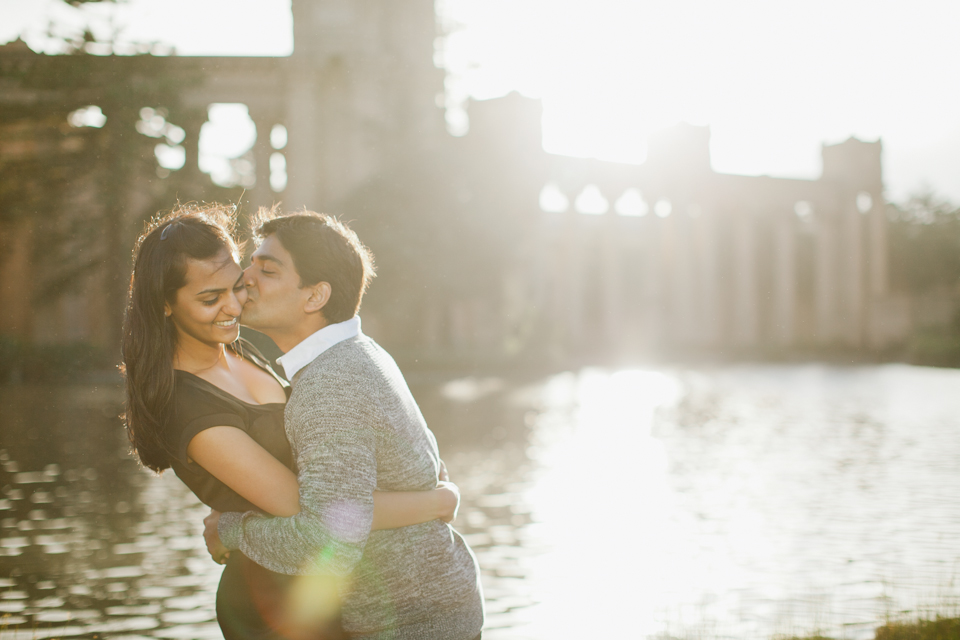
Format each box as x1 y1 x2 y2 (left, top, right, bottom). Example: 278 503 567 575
188 427 301 516
188 428 461 527
371 481 460 530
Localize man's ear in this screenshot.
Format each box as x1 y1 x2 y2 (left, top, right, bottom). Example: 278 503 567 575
304 281 332 314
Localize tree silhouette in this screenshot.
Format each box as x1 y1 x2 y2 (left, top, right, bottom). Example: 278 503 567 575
0 17 206 363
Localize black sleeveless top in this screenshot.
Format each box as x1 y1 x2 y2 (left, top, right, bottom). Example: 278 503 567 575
165 340 293 514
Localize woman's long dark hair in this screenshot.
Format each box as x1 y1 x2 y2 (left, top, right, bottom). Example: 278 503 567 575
121 203 240 473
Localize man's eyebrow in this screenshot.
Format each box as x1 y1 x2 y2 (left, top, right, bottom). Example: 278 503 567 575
253 253 284 267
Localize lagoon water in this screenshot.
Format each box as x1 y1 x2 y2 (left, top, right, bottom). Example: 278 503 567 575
2 364 960 640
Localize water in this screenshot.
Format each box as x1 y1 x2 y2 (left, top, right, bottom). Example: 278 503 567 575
2 364 960 640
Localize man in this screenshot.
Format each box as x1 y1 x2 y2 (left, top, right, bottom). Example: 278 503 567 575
203 209 484 640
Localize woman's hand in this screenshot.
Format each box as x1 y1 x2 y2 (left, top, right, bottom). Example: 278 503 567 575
203 508 230 564
435 481 460 523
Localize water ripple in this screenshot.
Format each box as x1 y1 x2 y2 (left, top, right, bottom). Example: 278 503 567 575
2 368 959 639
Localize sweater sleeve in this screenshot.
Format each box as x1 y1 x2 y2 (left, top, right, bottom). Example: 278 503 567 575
218 363 380 576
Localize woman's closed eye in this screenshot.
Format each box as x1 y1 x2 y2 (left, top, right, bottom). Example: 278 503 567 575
202 296 220 306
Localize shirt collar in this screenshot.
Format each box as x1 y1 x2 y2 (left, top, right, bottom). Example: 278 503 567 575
276 316 361 381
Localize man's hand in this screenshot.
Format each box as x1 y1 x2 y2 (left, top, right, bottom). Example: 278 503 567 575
203 509 230 564
438 459 450 482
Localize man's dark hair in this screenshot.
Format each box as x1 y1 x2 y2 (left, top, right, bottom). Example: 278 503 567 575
252 207 376 323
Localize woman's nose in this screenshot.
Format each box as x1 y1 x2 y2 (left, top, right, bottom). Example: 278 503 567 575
226 291 245 315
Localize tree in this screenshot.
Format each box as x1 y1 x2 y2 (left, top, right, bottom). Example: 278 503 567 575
0 17 209 363
888 192 960 294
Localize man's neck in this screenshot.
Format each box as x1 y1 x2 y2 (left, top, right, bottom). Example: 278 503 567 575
268 317 329 354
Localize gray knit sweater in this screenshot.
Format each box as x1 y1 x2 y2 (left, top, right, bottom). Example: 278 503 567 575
218 334 484 640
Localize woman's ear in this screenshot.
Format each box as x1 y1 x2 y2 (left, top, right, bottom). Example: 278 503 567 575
163 302 172 318
304 281 332 314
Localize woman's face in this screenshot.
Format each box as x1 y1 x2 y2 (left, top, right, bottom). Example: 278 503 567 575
164 250 247 348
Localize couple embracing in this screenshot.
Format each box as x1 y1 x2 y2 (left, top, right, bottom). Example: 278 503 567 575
121 204 484 640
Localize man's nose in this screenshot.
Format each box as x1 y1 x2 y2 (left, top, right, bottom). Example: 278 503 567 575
242 266 256 288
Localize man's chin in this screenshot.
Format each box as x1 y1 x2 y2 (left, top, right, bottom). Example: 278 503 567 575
239 318 262 331
239 314 269 333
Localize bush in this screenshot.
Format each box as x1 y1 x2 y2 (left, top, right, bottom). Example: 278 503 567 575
876 617 960 640
907 332 960 368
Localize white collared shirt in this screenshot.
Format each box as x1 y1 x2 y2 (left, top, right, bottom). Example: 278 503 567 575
275 316 362 381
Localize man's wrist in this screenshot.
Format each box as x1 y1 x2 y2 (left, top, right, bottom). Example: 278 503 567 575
218 511 244 550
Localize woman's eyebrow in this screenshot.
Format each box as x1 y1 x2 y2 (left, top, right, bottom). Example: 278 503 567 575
196 274 243 296
195 286 229 296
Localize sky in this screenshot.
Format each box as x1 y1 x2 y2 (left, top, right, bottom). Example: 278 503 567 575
3 0 960 202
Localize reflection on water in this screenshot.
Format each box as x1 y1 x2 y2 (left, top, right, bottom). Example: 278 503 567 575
3 365 960 639
0 386 222 639
433 365 960 640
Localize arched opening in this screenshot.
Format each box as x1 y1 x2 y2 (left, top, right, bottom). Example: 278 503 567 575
574 184 609 215
270 153 287 192
137 107 186 176
269 124 288 192
67 105 106 129
199 103 257 188
270 124 288 150
539 182 569 213
614 188 648 217
654 198 672 218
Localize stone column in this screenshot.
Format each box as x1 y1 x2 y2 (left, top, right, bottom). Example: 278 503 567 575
815 208 839 343
666 209 697 345
640 214 663 354
841 196 864 346
284 64 319 210
600 211 622 352
565 210 586 352
694 205 721 347
0 218 34 341
538 210 563 354
656 208 679 345
866 190 889 348
177 108 206 188
615 216 644 352
868 191 888 297
772 208 797 345
732 210 759 346
248 109 279 214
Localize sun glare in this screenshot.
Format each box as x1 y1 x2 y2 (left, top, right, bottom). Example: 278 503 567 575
6 0 960 197
440 0 960 198
516 369 691 638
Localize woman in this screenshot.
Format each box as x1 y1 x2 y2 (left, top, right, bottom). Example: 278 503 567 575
121 203 457 639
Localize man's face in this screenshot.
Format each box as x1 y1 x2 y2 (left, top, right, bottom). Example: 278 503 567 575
241 234 311 334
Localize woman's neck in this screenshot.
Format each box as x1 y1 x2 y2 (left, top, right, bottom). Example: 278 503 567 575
173 335 231 375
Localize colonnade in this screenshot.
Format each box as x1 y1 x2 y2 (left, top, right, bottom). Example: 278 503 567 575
531 180 891 354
